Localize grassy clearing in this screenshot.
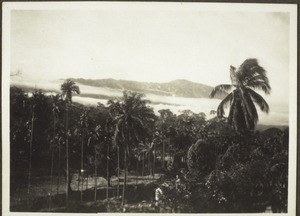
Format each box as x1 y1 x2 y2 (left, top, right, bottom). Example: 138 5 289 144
10 171 162 212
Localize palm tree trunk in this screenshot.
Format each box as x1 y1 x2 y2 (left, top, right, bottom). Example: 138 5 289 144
86 172 88 190
148 152 151 177
57 140 61 195
49 143 55 210
49 110 56 209
27 110 34 208
117 146 120 198
122 150 127 206
77 170 80 191
80 134 84 202
106 144 109 199
162 141 165 169
168 138 171 166
142 153 145 176
94 146 97 202
65 104 69 208
136 158 138 185
153 143 156 178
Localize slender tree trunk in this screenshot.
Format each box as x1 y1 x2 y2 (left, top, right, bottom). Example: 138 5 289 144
86 172 88 190
57 140 61 195
136 157 138 185
148 152 151 177
80 133 84 202
106 144 109 199
94 146 97 202
168 137 171 166
117 146 120 198
49 143 55 210
27 110 34 208
153 143 156 178
65 104 69 208
162 141 165 169
49 111 56 210
142 153 144 176
77 170 80 191
122 150 127 206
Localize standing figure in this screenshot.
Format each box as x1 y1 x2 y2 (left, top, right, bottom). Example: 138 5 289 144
155 187 163 212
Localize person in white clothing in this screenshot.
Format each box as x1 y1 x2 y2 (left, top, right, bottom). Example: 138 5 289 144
155 187 163 212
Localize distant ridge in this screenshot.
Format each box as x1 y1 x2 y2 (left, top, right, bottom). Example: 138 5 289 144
71 78 226 99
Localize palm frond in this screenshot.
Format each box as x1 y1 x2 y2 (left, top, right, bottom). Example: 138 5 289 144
240 99 256 130
230 65 237 84
217 92 233 117
246 79 271 95
247 88 269 113
210 84 233 98
227 97 235 125
236 58 268 86
245 74 269 85
239 88 258 125
131 116 145 129
71 85 80 94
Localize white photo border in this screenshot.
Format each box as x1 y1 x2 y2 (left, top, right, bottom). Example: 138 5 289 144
2 2 298 216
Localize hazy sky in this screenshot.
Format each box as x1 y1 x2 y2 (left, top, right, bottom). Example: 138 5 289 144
10 5 291 103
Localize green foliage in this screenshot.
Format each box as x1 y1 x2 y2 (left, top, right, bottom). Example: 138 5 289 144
186 124 288 213
157 173 192 213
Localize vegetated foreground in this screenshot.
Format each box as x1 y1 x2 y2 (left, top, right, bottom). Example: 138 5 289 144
11 171 161 213
10 60 288 213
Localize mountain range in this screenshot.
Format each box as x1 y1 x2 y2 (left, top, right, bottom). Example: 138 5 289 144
10 77 288 126
71 78 226 99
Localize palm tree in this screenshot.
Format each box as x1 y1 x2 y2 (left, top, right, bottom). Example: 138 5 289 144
56 135 64 195
116 145 120 198
157 109 176 168
49 94 61 209
87 128 98 202
60 79 80 206
79 109 88 202
89 124 106 202
106 141 110 199
138 141 155 176
27 96 35 208
210 59 271 131
27 89 48 208
108 91 156 206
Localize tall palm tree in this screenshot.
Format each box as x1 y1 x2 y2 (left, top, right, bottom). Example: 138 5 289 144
79 109 88 202
27 96 35 208
106 141 110 199
210 58 271 131
60 79 80 206
27 89 47 208
49 94 61 210
89 124 106 201
108 91 156 206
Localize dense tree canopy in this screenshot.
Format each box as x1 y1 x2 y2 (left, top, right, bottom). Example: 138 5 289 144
10 74 287 213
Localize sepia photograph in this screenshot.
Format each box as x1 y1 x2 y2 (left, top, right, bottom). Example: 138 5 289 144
2 2 298 215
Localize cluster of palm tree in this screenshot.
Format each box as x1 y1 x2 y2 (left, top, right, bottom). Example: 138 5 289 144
10 58 274 211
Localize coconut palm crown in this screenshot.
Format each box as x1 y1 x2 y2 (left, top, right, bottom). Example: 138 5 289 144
210 58 271 131
61 79 80 104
